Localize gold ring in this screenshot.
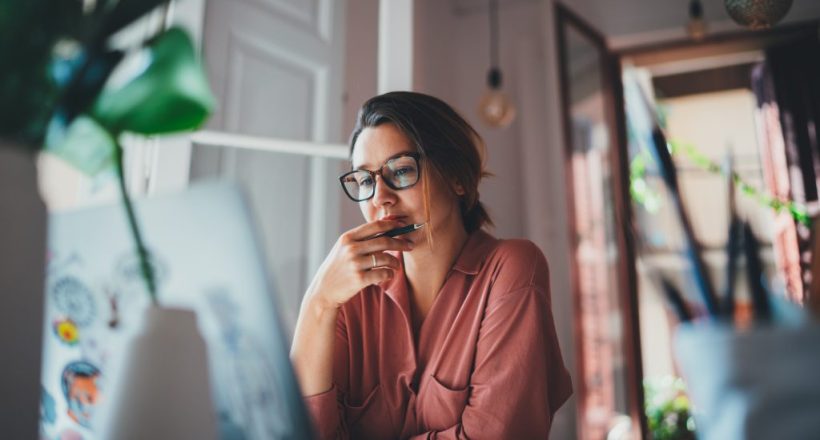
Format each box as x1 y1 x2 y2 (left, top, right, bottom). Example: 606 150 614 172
371 253 377 269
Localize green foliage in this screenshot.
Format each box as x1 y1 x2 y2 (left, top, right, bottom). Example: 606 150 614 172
644 376 696 440
91 28 214 135
668 139 810 226
45 116 116 175
0 0 169 145
628 139 810 226
46 27 215 178
629 149 662 213
1 0 215 306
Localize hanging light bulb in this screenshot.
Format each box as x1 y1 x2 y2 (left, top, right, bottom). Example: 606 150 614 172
479 68 516 128
725 0 793 30
478 0 516 128
687 0 707 40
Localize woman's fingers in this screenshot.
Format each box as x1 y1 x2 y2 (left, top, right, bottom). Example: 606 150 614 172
345 219 403 241
354 236 413 255
308 220 409 307
358 252 400 271
361 267 395 285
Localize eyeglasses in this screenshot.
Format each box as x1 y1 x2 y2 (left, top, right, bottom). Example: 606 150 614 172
339 153 421 202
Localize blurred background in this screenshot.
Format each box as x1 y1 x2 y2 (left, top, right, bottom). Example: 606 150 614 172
35 1 820 438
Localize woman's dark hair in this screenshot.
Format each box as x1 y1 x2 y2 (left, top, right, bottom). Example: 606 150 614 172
349 91 493 234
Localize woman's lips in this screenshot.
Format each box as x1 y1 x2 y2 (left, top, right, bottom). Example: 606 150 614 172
380 215 406 222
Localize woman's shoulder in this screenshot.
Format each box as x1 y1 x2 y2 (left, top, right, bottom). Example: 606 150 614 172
480 233 549 293
484 233 547 269
491 237 544 259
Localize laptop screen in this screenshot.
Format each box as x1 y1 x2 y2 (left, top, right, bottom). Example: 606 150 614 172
40 181 313 439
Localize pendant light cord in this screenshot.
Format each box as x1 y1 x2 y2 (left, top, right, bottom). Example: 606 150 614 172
489 0 499 69
689 0 703 19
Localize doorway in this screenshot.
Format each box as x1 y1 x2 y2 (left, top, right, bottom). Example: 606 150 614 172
557 3 820 438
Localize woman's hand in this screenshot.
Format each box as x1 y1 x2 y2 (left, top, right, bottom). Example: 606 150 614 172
292 219 411 396
306 219 413 310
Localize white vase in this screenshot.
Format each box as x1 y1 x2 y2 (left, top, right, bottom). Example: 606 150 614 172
0 144 47 439
675 322 820 440
99 306 218 440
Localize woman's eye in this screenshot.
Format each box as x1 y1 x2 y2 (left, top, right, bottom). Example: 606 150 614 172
394 167 413 176
358 176 374 186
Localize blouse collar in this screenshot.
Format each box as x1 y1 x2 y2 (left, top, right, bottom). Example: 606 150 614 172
450 229 497 275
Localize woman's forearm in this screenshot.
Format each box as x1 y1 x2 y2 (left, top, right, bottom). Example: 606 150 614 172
290 293 339 396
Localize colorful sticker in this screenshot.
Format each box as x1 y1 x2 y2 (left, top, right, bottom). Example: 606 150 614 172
56 428 84 440
53 318 80 346
51 276 96 327
61 361 102 429
102 285 120 329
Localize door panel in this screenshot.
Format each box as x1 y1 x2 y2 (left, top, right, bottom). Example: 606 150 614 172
192 0 347 340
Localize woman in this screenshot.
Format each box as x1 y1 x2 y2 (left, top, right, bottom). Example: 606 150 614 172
291 92 572 439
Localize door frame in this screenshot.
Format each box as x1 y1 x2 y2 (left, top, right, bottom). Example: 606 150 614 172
554 3 646 438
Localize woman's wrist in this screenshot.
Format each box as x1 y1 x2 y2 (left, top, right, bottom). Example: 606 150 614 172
305 291 340 321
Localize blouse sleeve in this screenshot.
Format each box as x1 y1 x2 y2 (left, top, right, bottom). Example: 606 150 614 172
302 308 350 440
411 243 573 439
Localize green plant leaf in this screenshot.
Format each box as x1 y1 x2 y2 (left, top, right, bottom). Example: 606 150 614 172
91 27 215 135
44 115 116 176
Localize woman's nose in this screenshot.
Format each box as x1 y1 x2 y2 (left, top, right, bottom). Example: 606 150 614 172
371 174 397 207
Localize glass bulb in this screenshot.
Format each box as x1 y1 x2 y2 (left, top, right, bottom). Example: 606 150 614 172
687 17 707 40
478 88 516 128
687 0 707 40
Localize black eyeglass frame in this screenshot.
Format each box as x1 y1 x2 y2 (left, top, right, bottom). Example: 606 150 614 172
338 152 422 202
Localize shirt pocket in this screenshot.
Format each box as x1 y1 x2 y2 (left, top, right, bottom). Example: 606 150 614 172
344 384 382 428
419 375 470 431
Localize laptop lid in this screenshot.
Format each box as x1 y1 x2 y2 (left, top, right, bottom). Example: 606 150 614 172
40 181 313 440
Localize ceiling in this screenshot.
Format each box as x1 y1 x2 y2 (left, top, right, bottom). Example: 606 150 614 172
450 0 820 38
567 0 820 37
450 0 539 16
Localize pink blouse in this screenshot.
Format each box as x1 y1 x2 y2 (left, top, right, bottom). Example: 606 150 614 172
304 229 572 439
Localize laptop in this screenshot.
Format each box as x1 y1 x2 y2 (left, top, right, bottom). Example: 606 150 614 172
40 181 314 440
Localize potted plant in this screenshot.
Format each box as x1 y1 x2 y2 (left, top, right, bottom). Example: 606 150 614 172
0 1 214 437
644 376 696 440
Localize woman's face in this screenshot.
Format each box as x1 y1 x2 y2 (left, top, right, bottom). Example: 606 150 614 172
351 123 463 246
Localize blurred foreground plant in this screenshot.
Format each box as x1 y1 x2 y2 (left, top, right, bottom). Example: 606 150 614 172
0 0 215 304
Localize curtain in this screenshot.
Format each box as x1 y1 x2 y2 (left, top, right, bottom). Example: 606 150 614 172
752 36 820 303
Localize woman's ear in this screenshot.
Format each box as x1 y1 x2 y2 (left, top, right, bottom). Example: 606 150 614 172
453 182 466 196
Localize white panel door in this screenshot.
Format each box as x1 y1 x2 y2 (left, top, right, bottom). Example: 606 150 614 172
192 0 347 340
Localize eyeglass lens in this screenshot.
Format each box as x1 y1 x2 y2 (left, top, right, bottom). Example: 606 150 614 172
341 155 419 201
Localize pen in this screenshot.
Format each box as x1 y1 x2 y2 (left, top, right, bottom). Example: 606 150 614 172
743 222 771 323
369 223 425 239
660 276 692 322
650 126 721 317
723 151 740 320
